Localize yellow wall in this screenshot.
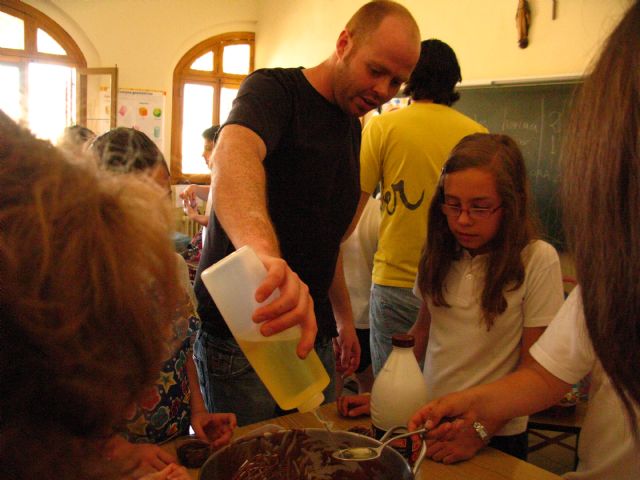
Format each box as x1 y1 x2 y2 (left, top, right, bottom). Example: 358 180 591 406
23 0 631 161
256 0 631 82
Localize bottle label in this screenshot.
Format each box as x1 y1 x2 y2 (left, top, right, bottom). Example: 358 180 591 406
372 425 421 462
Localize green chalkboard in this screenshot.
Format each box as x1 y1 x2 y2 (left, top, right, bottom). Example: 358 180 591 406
454 80 582 250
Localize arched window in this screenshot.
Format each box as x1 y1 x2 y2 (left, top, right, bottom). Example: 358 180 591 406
171 32 254 183
0 0 86 142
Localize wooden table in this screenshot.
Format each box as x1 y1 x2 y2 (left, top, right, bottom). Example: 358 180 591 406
165 402 563 480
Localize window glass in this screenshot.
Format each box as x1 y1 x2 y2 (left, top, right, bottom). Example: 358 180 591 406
0 11 24 50
0 64 21 121
182 83 214 174
28 63 76 143
190 51 214 71
222 44 250 74
37 28 66 55
220 86 239 124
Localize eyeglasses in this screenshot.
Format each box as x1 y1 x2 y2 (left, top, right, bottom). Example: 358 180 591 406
441 203 503 220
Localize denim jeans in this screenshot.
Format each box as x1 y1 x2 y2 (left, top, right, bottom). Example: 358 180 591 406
369 283 421 375
193 330 336 426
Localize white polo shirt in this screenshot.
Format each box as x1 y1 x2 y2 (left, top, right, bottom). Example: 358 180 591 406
416 240 564 435
531 289 640 479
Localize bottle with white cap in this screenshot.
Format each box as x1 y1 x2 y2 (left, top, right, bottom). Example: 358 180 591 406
201 245 329 412
370 333 428 458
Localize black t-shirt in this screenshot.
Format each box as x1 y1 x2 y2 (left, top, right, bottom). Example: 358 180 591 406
194 67 361 340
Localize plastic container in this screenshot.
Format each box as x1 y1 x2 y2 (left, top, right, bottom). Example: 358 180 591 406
200 245 329 412
370 334 428 458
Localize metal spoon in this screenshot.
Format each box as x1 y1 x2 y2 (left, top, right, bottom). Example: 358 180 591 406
332 427 426 462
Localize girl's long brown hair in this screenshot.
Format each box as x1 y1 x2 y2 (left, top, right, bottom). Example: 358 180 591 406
561 0 640 433
418 133 539 330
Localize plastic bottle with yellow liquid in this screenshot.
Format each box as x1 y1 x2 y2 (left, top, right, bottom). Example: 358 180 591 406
200 245 329 412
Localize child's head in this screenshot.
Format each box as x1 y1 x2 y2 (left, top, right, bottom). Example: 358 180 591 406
91 127 170 192
0 113 179 479
57 124 96 156
419 133 539 328
435 133 535 253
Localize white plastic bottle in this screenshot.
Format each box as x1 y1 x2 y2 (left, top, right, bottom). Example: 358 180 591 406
201 245 329 412
370 333 428 457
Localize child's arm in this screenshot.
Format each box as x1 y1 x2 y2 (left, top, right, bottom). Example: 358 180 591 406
409 359 572 437
186 356 237 448
183 202 209 227
408 302 430 363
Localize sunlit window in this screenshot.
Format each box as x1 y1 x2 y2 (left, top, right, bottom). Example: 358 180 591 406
223 44 250 74
183 84 214 174
0 3 85 142
191 51 213 71
37 28 66 55
0 11 24 50
171 33 254 182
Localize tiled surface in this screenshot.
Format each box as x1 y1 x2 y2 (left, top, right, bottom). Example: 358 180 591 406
527 429 577 476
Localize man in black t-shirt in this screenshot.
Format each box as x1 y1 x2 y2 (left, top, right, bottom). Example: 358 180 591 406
193 1 421 425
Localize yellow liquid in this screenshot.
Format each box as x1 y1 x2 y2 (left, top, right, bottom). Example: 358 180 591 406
237 337 330 411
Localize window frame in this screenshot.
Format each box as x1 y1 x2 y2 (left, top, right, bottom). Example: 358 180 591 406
0 0 86 124
171 32 254 184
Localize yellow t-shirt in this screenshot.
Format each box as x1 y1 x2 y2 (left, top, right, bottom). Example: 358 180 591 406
360 102 487 288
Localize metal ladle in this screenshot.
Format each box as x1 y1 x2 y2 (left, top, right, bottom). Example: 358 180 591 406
332 427 426 462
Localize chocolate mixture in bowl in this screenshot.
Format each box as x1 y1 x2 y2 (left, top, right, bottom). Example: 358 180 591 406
200 429 414 480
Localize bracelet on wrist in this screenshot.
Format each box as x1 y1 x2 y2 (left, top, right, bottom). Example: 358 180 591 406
472 421 491 445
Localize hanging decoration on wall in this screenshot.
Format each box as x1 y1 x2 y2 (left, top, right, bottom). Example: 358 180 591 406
516 0 531 48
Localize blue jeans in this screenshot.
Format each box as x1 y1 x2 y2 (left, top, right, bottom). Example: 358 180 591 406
193 330 336 426
369 284 421 375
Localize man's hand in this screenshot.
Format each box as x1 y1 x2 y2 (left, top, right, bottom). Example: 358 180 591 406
252 253 317 358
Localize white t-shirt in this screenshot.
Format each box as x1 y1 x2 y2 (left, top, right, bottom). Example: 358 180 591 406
531 288 640 479
416 240 564 435
342 196 380 329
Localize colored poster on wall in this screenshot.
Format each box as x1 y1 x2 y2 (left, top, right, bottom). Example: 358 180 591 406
117 88 165 151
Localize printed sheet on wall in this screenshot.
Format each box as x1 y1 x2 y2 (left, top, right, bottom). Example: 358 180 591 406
117 89 166 151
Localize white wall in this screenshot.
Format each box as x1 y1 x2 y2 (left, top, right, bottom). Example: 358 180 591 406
22 0 631 161
256 0 632 82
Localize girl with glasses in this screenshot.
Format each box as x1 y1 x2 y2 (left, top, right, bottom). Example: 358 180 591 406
410 132 565 461
410 2 640 478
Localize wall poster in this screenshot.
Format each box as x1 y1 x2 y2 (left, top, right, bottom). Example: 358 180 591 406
117 88 166 151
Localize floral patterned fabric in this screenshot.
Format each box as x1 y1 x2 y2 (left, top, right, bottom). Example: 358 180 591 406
121 288 200 444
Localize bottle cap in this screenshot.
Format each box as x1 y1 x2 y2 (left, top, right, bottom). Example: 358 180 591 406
296 392 325 413
391 334 415 348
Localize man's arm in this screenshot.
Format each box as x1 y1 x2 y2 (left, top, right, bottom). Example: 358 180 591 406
211 124 316 357
329 249 360 377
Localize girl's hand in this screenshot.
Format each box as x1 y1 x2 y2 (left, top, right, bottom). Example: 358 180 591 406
140 463 191 480
107 436 176 473
408 391 478 434
424 425 485 464
191 412 237 449
337 394 371 418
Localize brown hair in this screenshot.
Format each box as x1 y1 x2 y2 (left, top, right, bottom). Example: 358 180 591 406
0 112 180 479
561 0 640 432
345 0 420 48
418 133 539 329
